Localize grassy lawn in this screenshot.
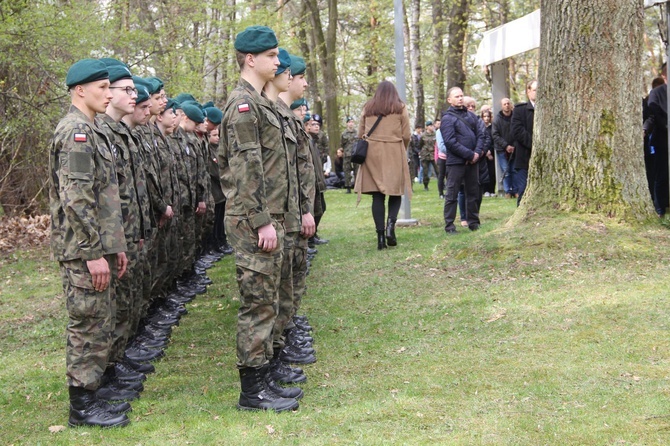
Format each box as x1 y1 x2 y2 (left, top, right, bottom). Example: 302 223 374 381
2 188 670 445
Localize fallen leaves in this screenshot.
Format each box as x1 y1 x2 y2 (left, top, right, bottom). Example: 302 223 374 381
0 214 50 255
48 425 66 433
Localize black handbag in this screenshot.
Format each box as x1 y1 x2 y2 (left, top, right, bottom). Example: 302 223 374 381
351 115 383 164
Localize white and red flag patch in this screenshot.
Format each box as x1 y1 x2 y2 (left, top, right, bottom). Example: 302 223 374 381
74 133 87 142
237 103 250 113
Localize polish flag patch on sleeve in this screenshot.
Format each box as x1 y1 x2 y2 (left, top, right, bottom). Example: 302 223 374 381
74 133 87 142
237 103 250 113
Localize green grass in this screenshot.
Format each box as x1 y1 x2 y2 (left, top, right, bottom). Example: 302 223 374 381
2 189 670 445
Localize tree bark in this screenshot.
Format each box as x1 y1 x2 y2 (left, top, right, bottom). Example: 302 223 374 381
408 0 424 128
445 0 469 91
519 0 654 222
432 0 445 117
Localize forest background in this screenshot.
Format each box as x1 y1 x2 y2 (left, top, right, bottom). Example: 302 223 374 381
0 0 666 217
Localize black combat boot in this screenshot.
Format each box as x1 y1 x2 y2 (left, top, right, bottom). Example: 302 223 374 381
265 368 304 400
386 218 397 246
68 386 130 428
377 230 387 250
269 352 307 385
237 366 299 412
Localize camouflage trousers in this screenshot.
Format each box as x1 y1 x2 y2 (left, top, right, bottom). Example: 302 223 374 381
179 207 196 274
109 243 140 363
225 214 284 368
130 242 150 337
60 255 117 390
272 231 296 350
292 234 309 316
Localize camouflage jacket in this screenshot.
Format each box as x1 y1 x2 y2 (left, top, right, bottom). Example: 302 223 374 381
133 124 168 218
280 98 314 217
219 78 290 229
185 132 207 204
419 130 436 161
49 105 126 261
314 130 329 164
170 128 196 211
97 113 143 243
276 98 302 233
340 129 358 157
309 135 327 193
207 142 225 205
155 126 181 215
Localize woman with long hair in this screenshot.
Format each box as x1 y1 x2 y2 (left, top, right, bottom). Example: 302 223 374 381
354 80 412 250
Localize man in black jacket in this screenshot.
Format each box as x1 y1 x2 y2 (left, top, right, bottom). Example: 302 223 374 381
511 80 537 205
492 98 516 198
441 87 483 233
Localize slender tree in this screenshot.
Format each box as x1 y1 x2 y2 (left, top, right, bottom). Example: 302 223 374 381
408 0 425 128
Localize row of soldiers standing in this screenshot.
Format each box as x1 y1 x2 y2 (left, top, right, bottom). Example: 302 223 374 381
50 24 325 427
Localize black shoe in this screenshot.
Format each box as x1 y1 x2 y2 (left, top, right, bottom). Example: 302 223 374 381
99 399 132 415
95 382 140 402
307 238 316 249
270 359 307 385
114 362 146 383
145 312 179 328
194 275 213 286
219 243 234 255
386 218 397 246
293 319 312 332
469 224 480 231
237 366 299 412
194 259 213 270
377 229 387 250
121 357 155 374
307 247 318 255
279 344 317 364
167 293 193 305
265 371 304 400
346 188 352 194
125 345 164 362
162 300 188 316
313 235 329 245
285 327 314 344
137 324 171 342
130 335 168 350
445 228 457 235
69 387 130 428
178 283 206 295
172 285 196 299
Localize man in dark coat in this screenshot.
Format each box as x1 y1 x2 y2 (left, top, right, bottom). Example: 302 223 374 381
492 98 516 198
648 64 668 216
511 80 537 206
440 87 483 233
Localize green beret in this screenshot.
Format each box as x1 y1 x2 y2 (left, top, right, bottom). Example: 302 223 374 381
107 65 133 84
303 112 311 123
181 100 204 111
289 55 306 76
145 76 164 93
202 101 215 108
204 106 223 125
66 59 109 88
276 48 291 76
143 77 162 95
182 103 205 123
163 98 177 113
290 98 306 110
100 58 128 68
174 93 197 104
234 26 278 54
425 120 433 126
134 80 151 104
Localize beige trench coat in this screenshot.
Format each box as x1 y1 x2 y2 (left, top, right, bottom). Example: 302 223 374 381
353 106 412 203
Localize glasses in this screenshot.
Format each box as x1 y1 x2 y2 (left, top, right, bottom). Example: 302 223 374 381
466 104 476 110
110 86 138 96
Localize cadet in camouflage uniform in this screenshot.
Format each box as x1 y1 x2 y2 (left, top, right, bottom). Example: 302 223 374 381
306 115 328 247
340 116 358 193
219 26 299 413
264 50 316 392
97 61 154 395
49 59 130 428
419 120 438 191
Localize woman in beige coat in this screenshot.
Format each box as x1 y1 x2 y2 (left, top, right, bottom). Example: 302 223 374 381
354 81 412 250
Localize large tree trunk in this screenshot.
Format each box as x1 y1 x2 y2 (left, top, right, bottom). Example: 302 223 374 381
445 0 469 91
408 0 424 128
519 0 654 222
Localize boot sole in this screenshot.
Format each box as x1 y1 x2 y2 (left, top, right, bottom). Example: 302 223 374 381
68 418 130 428
236 401 299 412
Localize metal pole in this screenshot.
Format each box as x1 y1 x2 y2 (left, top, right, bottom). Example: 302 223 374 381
394 0 417 225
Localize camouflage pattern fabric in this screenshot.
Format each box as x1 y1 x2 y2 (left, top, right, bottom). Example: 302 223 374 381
49 106 126 261
226 215 285 368
109 243 139 362
315 130 329 165
275 99 301 234
60 256 117 389
219 78 290 368
273 231 297 350
419 130 436 161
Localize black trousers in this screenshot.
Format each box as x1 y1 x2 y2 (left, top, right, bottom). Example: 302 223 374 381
444 164 480 231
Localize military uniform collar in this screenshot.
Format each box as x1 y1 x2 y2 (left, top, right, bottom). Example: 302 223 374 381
68 104 97 125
